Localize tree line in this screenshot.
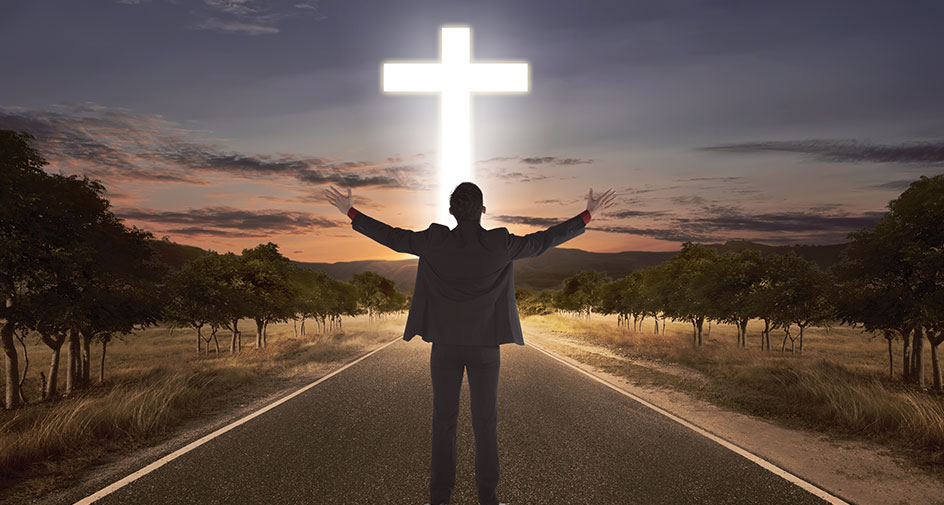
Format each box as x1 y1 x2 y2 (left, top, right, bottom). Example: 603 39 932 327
515 174 944 390
1 130 409 409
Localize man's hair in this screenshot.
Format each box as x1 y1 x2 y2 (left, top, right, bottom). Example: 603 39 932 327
449 182 483 221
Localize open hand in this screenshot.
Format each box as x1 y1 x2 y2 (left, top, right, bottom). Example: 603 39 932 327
324 185 354 216
586 188 616 215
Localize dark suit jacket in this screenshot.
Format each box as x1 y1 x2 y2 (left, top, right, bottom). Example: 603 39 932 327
348 207 591 346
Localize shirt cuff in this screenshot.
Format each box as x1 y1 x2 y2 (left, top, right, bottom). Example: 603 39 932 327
347 206 359 220
579 209 591 225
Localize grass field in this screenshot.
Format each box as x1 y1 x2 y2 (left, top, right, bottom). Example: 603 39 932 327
521 312 944 472
0 314 404 502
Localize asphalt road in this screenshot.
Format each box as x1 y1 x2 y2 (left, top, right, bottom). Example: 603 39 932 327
81 337 829 505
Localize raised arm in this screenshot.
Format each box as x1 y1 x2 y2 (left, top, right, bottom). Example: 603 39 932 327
507 188 615 261
323 185 435 256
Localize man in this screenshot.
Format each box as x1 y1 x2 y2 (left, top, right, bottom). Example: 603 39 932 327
324 182 615 505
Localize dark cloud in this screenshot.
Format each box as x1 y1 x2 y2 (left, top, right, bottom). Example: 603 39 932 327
672 176 747 183
863 179 916 191
491 215 560 227
478 156 593 166
520 156 593 166
0 104 424 189
118 206 340 237
495 206 885 245
675 211 885 234
593 225 708 243
608 209 667 219
697 140 944 165
120 0 327 35
493 171 550 183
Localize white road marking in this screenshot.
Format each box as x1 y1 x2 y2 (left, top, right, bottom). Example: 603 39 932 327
75 336 403 505
527 340 850 505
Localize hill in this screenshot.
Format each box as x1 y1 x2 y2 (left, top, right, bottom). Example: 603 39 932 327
295 240 850 292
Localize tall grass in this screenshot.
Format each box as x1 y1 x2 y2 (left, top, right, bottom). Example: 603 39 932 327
524 313 944 466
0 314 405 500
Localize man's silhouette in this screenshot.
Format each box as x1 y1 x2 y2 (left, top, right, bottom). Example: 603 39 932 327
324 182 615 505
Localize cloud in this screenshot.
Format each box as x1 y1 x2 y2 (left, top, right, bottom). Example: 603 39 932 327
608 209 667 219
493 171 550 183
491 215 560 227
674 211 885 234
118 206 340 237
117 0 326 35
0 104 427 189
195 17 280 35
495 205 885 245
697 139 944 165
479 156 593 166
863 179 916 191
520 156 593 166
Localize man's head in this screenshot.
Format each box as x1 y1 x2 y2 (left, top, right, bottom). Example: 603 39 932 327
449 182 485 222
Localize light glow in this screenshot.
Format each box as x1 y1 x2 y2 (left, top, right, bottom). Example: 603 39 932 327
383 26 529 226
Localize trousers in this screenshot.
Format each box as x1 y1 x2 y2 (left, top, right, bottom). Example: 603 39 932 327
429 342 501 505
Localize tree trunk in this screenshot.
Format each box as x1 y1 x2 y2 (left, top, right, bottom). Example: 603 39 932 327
740 319 749 348
661 316 666 336
706 320 711 337
66 328 79 395
14 329 28 405
762 319 771 352
262 320 268 347
653 317 658 334
100 340 107 383
691 319 697 347
927 329 943 392
255 318 264 349
196 325 203 354
798 325 806 354
40 332 66 400
80 330 92 386
696 316 704 346
230 320 239 353
781 327 790 353
913 326 925 387
902 327 912 381
887 336 894 378
2 320 20 409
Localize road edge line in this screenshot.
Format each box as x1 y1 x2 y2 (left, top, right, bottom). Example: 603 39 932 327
74 335 403 505
527 340 850 505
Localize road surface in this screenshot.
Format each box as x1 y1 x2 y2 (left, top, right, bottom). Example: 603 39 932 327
78 337 831 504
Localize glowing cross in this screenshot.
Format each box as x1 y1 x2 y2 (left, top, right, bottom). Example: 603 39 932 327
383 26 530 225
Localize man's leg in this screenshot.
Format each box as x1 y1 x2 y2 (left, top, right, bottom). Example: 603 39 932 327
430 343 464 505
466 345 501 505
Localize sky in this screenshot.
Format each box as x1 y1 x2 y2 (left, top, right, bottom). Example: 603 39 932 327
2 0 943 263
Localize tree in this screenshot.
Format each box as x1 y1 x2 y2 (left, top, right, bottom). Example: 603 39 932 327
350 272 399 323
833 175 944 387
886 175 944 388
1 130 49 408
707 250 764 348
832 219 914 378
558 270 610 320
241 243 297 349
661 243 719 346
165 253 233 354
766 253 833 354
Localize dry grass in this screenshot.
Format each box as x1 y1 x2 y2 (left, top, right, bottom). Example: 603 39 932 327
0 314 406 501
523 313 944 468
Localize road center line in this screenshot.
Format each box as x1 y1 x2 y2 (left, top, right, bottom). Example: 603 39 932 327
526 340 850 505
75 335 403 505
